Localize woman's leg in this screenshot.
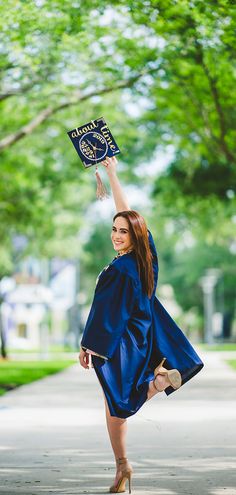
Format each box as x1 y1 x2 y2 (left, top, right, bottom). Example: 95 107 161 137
146 380 158 401
103 394 132 487
146 374 169 401
104 394 127 459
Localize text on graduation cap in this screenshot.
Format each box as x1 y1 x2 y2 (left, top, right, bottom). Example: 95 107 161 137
70 121 117 152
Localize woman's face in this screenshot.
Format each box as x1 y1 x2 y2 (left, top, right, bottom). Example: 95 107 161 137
111 216 133 253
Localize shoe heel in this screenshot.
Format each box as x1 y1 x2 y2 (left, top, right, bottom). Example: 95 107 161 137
154 357 166 376
109 458 133 493
167 369 182 389
127 471 132 493
153 358 182 392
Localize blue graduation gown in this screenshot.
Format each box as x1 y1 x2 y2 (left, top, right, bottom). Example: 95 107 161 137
81 230 204 418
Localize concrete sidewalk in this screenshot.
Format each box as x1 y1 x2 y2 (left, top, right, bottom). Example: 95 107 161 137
0 349 236 495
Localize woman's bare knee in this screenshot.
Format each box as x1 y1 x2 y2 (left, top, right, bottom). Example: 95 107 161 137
103 395 126 424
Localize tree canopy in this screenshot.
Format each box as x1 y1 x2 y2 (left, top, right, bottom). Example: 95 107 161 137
0 0 235 328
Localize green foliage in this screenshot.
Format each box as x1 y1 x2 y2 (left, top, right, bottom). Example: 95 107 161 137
148 204 235 327
200 344 236 351
161 239 235 313
0 0 235 325
0 359 75 396
0 0 159 266
1 1 235 237
80 221 116 303
133 0 236 221
227 360 236 371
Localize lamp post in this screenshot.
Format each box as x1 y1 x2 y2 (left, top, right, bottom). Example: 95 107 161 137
200 269 221 344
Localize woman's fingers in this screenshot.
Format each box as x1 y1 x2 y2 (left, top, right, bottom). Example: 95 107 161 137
78 350 94 369
101 159 109 167
78 350 90 369
88 353 94 368
101 156 117 171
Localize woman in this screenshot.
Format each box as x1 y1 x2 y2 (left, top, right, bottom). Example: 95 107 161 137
79 156 204 494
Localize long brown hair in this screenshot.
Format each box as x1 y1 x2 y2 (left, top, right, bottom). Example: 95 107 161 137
113 210 154 298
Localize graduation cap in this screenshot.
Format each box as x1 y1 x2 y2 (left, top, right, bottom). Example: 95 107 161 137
67 117 121 200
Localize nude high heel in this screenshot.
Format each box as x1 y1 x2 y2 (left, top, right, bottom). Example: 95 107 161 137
153 357 182 391
109 457 133 493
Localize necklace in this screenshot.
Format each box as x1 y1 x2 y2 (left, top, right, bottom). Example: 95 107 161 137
96 249 134 286
114 248 134 259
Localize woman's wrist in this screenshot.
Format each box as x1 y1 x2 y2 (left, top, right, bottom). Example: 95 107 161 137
107 169 117 179
101 156 117 177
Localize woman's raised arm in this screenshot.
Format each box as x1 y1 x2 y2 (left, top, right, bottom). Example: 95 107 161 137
101 156 131 213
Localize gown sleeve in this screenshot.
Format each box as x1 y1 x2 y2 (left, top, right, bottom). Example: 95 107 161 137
147 229 158 261
81 347 108 360
147 228 159 289
80 264 138 359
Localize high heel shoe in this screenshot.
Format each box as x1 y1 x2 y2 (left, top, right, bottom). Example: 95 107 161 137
109 457 133 493
153 357 182 392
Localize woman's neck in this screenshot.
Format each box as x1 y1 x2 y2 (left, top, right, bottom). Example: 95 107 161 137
116 248 134 257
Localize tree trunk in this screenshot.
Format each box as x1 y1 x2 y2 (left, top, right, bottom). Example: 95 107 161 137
0 302 7 359
0 306 7 359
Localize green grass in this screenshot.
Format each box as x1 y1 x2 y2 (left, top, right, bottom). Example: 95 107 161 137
199 343 236 351
0 359 76 396
8 345 78 353
227 359 236 371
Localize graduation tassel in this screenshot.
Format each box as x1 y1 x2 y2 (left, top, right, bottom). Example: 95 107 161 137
95 165 109 200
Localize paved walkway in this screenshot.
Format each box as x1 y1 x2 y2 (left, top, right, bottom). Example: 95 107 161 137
0 349 236 495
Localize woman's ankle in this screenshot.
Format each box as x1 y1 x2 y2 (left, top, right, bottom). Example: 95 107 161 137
115 456 128 464
147 380 158 400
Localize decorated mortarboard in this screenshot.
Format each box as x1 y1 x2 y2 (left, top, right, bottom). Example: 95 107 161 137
67 117 121 200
